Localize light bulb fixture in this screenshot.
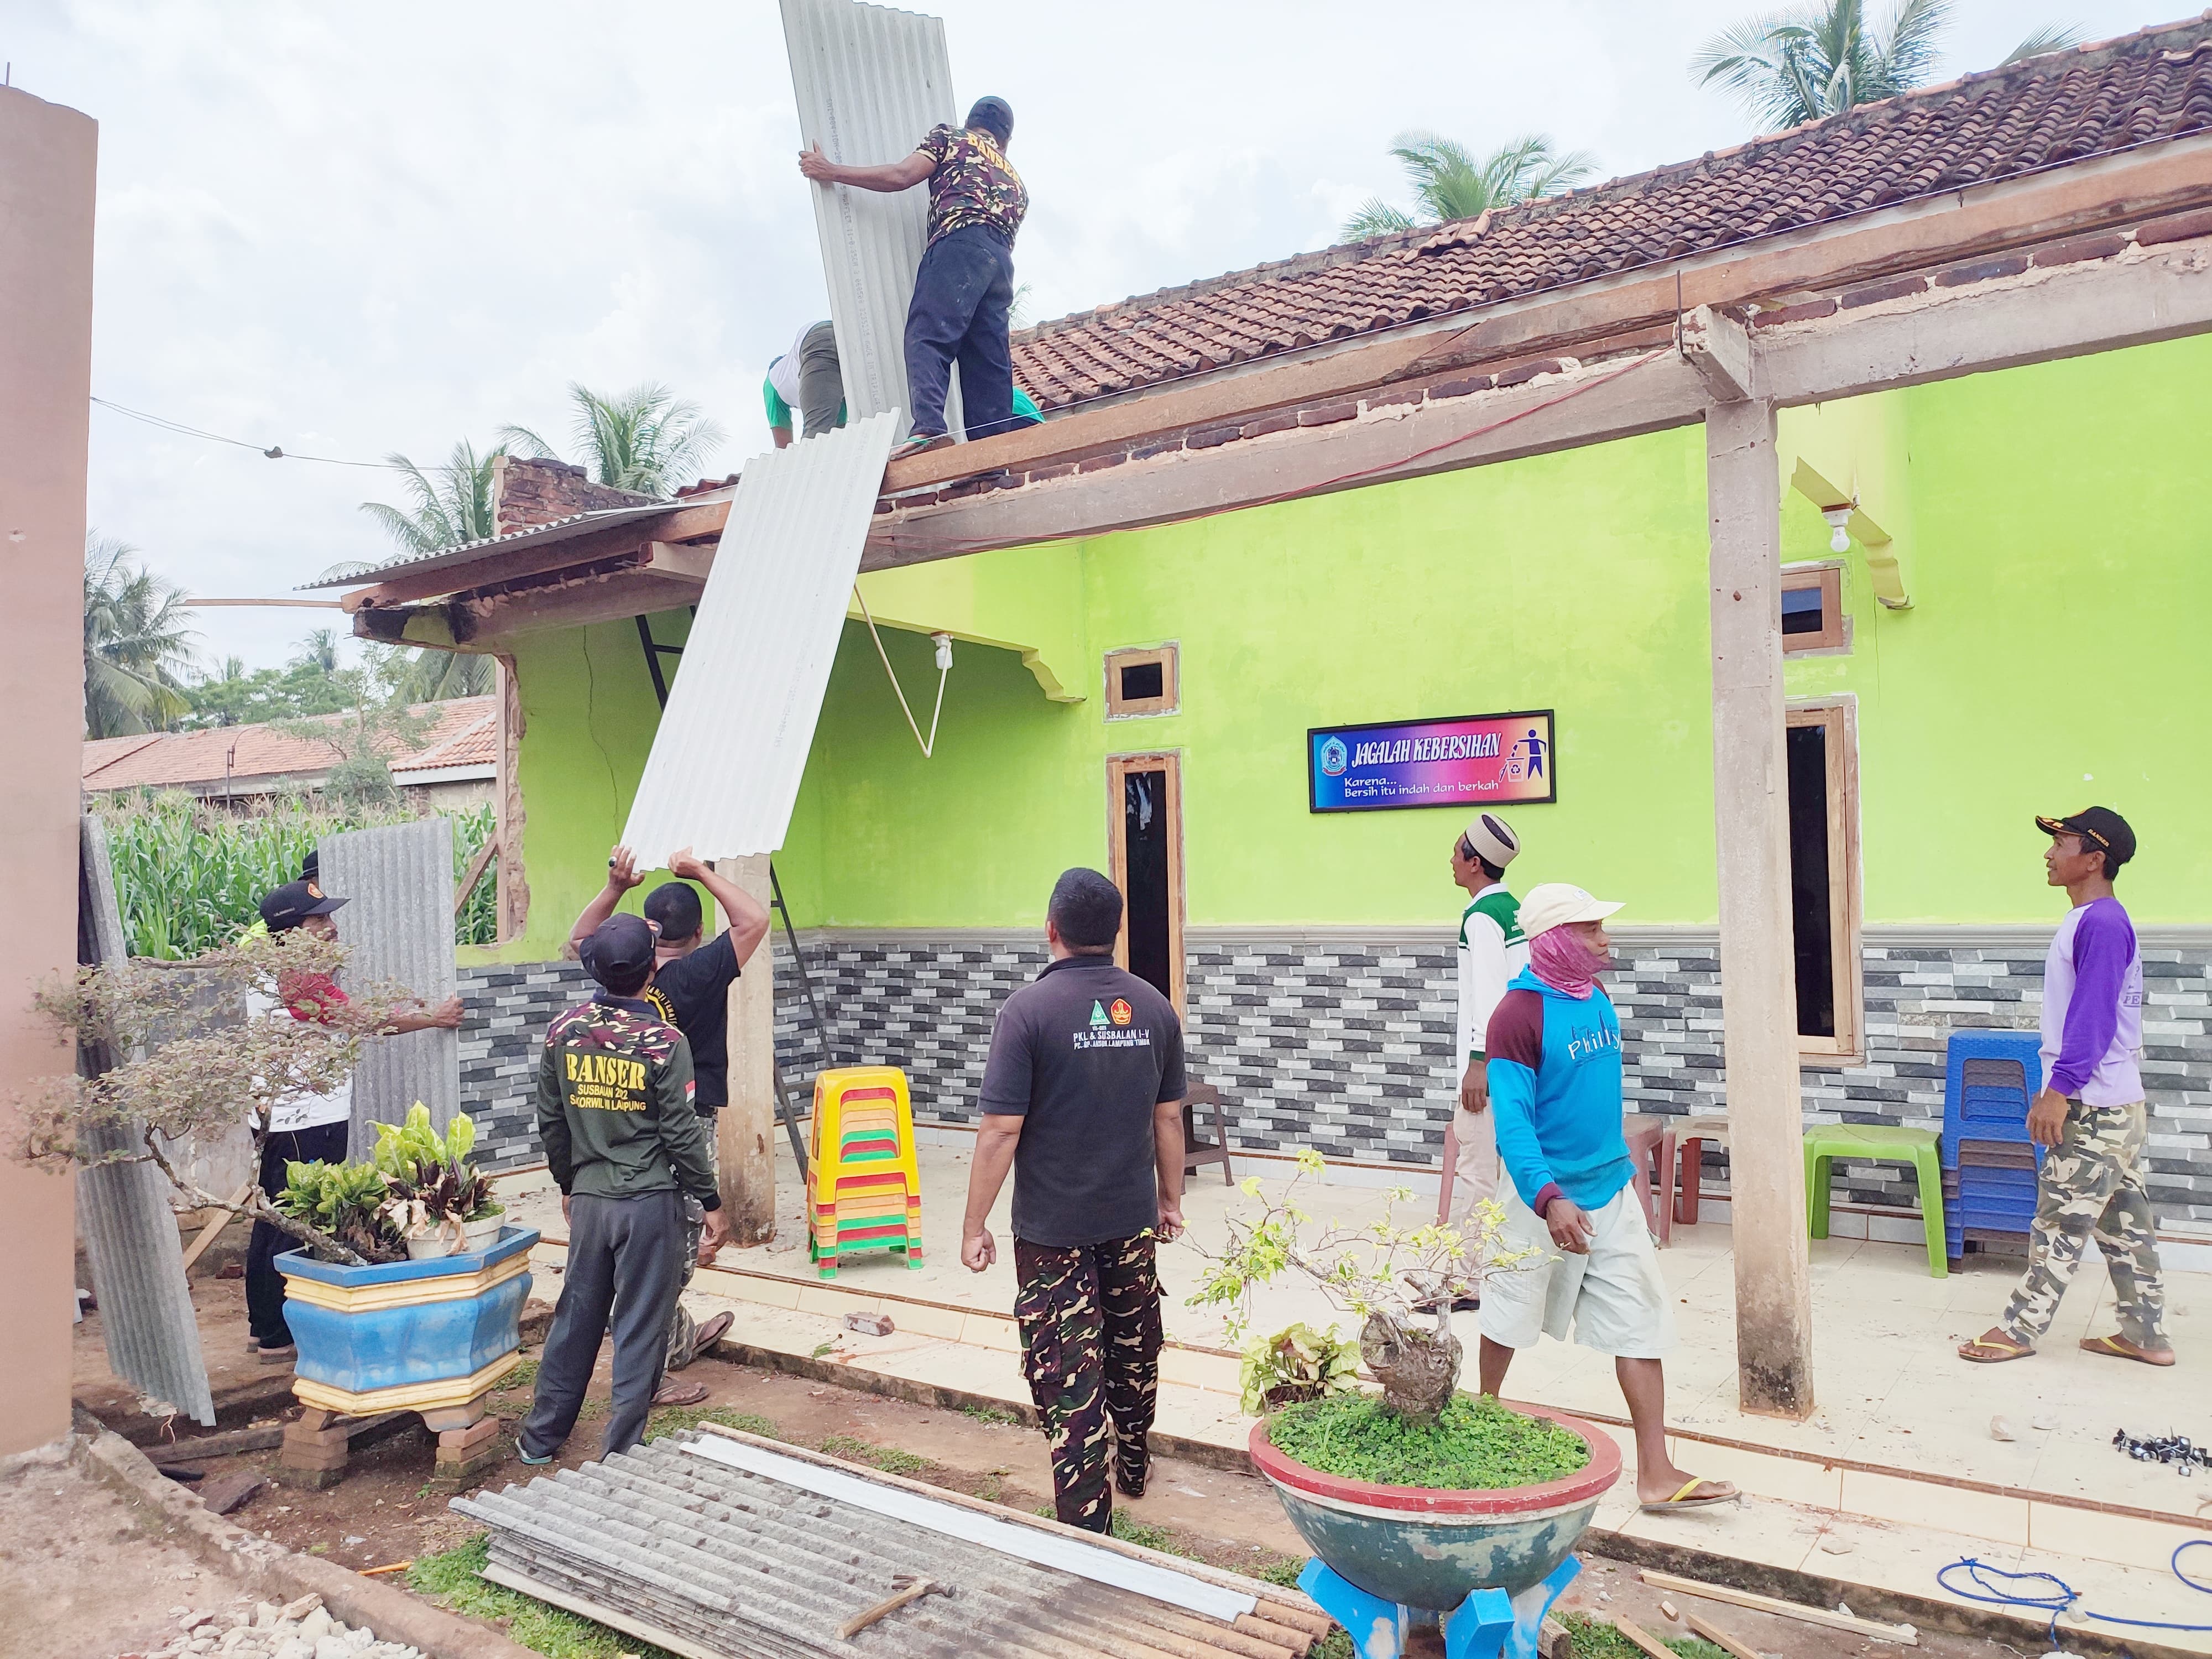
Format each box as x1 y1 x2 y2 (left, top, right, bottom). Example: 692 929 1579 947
1820 505 1853 554
931 632 954 671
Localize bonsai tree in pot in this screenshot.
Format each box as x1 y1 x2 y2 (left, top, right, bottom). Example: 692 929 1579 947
16 928 416 1266
1192 1149 1619 1627
1189 1147 1522 1420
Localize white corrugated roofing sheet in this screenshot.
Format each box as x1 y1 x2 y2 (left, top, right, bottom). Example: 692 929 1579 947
620 414 900 864
782 0 959 442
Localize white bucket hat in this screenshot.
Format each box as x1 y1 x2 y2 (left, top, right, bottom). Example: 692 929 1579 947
1516 883 1624 940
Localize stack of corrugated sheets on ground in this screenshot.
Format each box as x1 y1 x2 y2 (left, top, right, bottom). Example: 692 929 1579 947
451 1427 1329 1658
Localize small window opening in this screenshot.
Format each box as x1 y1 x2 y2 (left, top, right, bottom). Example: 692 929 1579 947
1104 645 1178 718
1782 586 1825 635
1781 565 1846 654
1119 660 1165 701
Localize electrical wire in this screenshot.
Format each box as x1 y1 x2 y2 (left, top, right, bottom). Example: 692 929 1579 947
1937 1541 2212 1648
851 583 949 758
90 396 407 469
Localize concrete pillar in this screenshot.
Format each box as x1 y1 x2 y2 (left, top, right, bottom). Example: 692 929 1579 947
0 87 98 1458
717 855 776 1245
1704 397 1817 1420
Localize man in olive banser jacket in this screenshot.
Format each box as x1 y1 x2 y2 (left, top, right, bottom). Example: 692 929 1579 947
1477 884 1738 1512
520 915 731 1463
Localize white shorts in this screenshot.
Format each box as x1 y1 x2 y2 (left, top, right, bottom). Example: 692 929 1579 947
1479 1187 1676 1360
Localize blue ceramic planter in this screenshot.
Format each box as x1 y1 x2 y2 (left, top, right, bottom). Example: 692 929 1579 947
1250 1407 1620 1611
276 1225 539 1416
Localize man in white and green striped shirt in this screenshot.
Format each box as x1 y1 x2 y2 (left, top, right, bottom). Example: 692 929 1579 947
1451 812 1527 1230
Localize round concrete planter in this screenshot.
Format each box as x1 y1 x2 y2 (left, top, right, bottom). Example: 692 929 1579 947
1249 1406 1619 1610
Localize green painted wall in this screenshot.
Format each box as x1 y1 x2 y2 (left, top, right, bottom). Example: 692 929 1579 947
491 610 700 961
1781 333 2212 921
502 333 2212 951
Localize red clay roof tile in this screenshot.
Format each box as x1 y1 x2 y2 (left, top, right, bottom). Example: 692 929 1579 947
1011 20 2212 410
84 697 496 794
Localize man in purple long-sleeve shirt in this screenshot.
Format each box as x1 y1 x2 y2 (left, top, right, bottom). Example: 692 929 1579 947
1960 807 2174 1367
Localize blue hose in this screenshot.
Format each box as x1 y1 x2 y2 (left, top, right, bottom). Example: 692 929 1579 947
1937 1540 2212 1647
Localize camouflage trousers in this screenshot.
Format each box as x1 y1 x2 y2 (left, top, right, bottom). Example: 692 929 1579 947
1014 1232 1164 1535
2000 1099 2168 1349
665 1122 718 1370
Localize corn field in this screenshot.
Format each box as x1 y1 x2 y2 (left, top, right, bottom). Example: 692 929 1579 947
98 792 498 959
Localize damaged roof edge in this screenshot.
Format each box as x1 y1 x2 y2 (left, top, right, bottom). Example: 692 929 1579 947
303 494 733 593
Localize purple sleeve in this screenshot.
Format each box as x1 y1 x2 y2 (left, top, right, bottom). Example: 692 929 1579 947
2049 900 2135 1095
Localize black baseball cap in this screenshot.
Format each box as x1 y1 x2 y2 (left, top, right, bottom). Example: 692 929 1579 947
2035 806 2136 870
259 879 348 933
580 914 658 989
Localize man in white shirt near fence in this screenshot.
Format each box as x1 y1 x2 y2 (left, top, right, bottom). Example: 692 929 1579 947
1446 813 1527 1302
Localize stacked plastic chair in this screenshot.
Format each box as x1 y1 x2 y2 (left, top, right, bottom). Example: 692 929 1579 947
1940 1031 2045 1270
807 1066 923 1279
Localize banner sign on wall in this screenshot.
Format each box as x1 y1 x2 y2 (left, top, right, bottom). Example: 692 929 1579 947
1308 710 1557 812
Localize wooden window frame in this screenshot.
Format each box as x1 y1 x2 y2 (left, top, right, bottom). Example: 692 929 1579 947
1781 562 1848 655
1104 644 1180 719
1105 750 1187 1015
1788 697 1863 1062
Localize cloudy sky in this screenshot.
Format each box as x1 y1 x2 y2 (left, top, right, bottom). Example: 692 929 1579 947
14 0 2162 670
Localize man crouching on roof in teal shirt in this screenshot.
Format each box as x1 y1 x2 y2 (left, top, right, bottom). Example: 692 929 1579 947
1476 883 1739 1514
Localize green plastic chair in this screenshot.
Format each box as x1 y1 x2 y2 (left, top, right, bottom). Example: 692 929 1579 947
1802 1124 1947 1277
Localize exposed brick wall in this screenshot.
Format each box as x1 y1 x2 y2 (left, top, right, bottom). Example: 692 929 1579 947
489 456 655 538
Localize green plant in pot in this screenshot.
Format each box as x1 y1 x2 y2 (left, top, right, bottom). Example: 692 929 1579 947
276 1159 408 1263
372 1103 504 1256
1190 1147 1621 1624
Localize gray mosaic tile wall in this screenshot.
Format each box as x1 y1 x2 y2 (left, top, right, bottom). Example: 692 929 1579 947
458 960 592 1170
762 929 2212 1227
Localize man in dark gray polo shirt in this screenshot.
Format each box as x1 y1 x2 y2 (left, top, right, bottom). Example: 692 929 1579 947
960 868 1187 1533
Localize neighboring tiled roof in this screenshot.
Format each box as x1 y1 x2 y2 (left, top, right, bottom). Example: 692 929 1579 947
392 706 497 776
83 697 497 793
1010 16 2212 408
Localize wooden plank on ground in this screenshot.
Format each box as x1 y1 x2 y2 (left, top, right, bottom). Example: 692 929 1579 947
1685 1610 1764 1659
1639 1570 1918 1645
1613 1617 1677 1659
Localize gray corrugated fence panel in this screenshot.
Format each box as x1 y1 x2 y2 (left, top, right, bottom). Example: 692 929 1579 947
74 816 215 1426
320 818 459 1153
450 1435 1300 1658
783 0 959 442
620 413 901 865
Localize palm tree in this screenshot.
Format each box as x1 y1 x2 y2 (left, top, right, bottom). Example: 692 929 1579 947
1343 132 1598 241
392 648 493 702
499 383 726 499
359 440 504 556
1694 0 2082 131
84 533 199 738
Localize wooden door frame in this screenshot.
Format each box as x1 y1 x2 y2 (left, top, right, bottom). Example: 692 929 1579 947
1105 750 1187 1016
1786 696 1862 1062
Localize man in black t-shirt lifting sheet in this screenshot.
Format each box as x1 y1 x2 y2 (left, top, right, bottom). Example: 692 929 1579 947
960 868 1188 1533
571 845 770 1403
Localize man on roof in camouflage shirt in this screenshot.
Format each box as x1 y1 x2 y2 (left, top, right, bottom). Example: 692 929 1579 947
800 95 1028 451
519 915 730 1462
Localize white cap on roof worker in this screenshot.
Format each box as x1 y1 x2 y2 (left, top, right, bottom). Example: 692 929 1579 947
1449 812 1526 1247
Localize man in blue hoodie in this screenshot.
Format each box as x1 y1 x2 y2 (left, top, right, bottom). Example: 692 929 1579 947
1477 883 1736 1512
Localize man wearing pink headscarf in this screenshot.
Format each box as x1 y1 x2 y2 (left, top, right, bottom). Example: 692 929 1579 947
1477 883 1737 1514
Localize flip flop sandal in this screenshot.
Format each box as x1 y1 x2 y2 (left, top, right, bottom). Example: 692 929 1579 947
691 1311 734 1355
2080 1335 2177 1366
652 1380 710 1408
1639 1477 1738 1513
1958 1334 2033 1364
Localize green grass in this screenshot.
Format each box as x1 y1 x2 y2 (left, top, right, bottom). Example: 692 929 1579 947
1105 1510 1179 1552
498 1357 540 1393
408 1535 682 1659
643 1405 779 1443
1562 1613 1726 1659
818 1434 929 1477
959 1402 1022 1427
1268 1392 1590 1490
